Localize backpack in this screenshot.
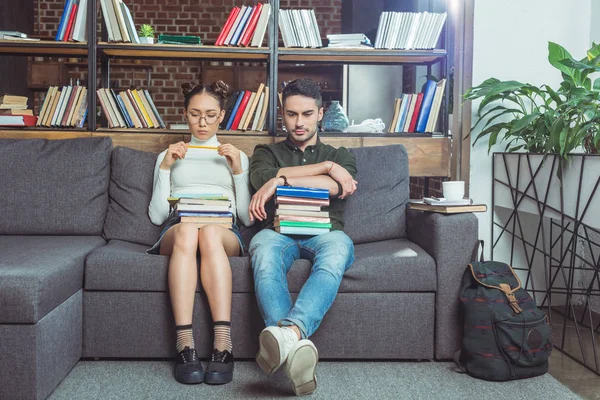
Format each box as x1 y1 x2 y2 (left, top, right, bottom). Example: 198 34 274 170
454 241 553 381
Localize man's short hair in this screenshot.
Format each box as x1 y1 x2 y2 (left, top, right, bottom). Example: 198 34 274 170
282 78 323 108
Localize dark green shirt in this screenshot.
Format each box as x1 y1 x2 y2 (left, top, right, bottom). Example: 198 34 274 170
250 136 357 231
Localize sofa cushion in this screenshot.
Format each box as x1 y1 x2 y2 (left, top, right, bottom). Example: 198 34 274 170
102 146 163 247
0 137 112 235
344 145 409 244
85 238 435 293
0 236 106 324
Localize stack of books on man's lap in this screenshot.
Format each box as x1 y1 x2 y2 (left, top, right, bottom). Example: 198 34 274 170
275 186 331 236
169 195 233 229
408 197 487 214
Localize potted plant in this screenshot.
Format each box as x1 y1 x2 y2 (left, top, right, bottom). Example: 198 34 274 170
138 24 155 44
464 42 600 159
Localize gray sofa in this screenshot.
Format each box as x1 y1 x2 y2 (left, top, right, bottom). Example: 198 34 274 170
0 137 478 400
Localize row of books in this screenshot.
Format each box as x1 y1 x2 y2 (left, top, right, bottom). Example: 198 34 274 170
221 84 269 132
0 94 37 127
389 79 446 133
99 0 140 43
37 85 88 128
279 9 323 48
216 3 271 47
97 88 165 129
375 12 447 50
274 186 331 235
55 0 89 42
169 195 233 229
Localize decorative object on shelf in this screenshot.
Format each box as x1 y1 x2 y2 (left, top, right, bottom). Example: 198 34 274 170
465 42 600 159
322 101 349 132
138 24 155 44
345 118 385 133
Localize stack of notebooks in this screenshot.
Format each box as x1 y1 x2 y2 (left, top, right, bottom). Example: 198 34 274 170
55 0 89 42
374 11 447 50
169 195 233 229
326 33 372 49
36 86 88 128
0 31 40 41
279 9 322 48
274 186 331 236
96 88 165 129
408 198 487 214
99 0 140 43
221 83 269 131
216 3 271 47
389 79 446 133
0 94 38 126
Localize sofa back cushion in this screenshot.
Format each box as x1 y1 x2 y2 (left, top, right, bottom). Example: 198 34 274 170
0 137 112 235
102 146 162 247
343 145 409 244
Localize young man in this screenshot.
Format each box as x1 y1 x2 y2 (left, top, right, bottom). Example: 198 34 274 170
248 78 357 396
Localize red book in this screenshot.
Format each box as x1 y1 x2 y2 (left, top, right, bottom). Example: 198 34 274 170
239 3 263 47
230 91 252 130
216 7 240 46
63 2 78 42
408 93 423 133
60 86 78 126
0 115 38 126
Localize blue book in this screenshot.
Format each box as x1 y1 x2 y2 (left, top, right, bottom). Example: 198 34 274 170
226 91 245 130
415 80 437 133
276 186 330 199
395 94 410 132
78 108 88 128
230 6 253 46
56 0 74 41
115 93 133 128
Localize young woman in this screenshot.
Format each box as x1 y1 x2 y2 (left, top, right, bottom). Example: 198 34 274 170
147 81 253 385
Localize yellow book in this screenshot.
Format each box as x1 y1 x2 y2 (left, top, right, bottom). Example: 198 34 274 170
388 98 401 133
44 88 62 127
119 90 142 128
136 89 160 128
242 83 264 130
257 87 269 131
37 86 56 127
131 89 154 128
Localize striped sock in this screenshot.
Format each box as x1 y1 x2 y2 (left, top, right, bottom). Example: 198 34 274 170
213 321 232 353
175 324 194 353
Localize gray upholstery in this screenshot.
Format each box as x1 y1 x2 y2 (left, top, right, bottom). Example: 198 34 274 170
407 210 479 359
85 238 436 293
0 137 111 235
83 291 434 359
344 145 409 244
0 236 105 324
102 146 163 247
0 290 82 400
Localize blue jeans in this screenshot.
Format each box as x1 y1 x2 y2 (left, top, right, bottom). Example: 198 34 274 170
249 229 355 339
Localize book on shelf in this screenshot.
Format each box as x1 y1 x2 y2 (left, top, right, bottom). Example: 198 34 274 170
387 79 445 134
0 109 33 116
0 115 37 127
54 0 88 42
96 88 163 129
158 34 202 45
279 9 322 48
408 202 487 214
35 85 87 128
98 0 138 43
326 33 372 48
0 30 27 38
241 83 264 130
220 86 268 132
216 3 270 47
374 11 447 50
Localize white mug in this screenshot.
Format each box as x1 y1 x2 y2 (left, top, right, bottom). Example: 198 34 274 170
442 181 465 200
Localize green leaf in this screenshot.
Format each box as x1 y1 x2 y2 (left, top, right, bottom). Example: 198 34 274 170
594 77 600 91
509 113 541 134
548 42 576 79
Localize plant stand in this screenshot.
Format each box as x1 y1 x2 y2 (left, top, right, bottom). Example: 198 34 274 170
492 152 600 376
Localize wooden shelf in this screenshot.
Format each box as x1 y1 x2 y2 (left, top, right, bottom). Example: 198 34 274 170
98 43 269 60
0 40 88 56
95 127 270 136
278 48 446 64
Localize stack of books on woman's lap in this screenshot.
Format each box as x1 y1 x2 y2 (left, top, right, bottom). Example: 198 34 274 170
169 195 233 229
274 186 331 236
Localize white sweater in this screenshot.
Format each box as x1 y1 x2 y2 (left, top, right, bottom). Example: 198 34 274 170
148 135 253 227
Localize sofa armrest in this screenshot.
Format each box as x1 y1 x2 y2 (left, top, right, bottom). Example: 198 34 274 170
406 209 479 359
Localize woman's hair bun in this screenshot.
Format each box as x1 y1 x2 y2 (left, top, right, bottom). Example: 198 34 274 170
181 82 196 96
210 80 231 100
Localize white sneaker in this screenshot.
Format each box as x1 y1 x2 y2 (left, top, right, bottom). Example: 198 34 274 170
256 326 299 375
284 339 318 396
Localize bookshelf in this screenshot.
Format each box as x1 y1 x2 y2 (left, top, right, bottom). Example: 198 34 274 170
0 0 453 178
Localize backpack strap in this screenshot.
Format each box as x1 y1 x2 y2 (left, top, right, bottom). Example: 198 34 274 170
478 240 484 262
468 263 524 314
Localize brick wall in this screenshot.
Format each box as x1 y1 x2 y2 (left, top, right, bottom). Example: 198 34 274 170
33 0 341 125
410 177 444 199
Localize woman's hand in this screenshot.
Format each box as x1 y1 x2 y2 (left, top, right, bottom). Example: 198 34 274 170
218 143 243 175
159 141 188 170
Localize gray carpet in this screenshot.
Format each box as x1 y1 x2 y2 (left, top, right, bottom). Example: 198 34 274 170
48 361 581 400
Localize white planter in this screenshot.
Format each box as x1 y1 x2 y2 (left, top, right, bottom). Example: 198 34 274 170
139 37 154 44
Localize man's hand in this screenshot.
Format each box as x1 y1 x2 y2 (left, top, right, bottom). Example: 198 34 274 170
249 177 280 221
329 162 358 199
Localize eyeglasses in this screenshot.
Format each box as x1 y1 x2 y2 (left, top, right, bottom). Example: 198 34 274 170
186 112 219 125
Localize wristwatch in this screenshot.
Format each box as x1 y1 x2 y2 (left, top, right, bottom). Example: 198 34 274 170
279 175 291 186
